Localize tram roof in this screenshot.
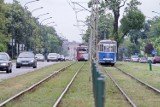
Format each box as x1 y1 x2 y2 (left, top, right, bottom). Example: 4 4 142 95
98 39 116 44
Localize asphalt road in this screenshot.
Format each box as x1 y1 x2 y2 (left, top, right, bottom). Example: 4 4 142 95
0 61 58 81
152 63 160 66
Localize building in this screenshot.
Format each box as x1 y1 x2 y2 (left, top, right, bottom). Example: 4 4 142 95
62 40 80 60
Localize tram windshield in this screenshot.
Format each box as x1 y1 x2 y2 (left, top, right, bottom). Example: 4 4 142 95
100 44 116 52
77 47 88 54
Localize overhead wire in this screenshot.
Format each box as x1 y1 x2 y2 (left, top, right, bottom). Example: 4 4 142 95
66 0 89 34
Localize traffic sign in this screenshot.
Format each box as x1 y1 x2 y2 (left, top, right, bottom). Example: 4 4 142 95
152 50 157 55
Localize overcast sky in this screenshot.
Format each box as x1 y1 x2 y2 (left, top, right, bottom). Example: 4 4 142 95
4 0 160 43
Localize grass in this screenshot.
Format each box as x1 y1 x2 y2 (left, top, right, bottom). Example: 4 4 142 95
106 65 160 107
99 66 132 107
105 75 132 107
0 61 72 104
116 62 160 89
58 62 94 107
4 62 88 107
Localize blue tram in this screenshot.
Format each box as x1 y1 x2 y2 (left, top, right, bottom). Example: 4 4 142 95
98 39 117 66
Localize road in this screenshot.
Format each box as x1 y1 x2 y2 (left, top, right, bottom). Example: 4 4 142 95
0 61 58 81
152 63 160 66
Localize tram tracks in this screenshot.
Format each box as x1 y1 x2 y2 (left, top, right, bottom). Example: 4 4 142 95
0 62 85 107
102 66 160 107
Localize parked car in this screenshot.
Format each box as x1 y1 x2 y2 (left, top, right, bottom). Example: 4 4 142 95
16 52 37 68
65 56 70 61
131 55 139 62
152 56 160 64
57 54 61 61
139 57 148 63
60 55 65 61
123 57 130 62
35 54 45 62
0 52 12 73
47 53 58 62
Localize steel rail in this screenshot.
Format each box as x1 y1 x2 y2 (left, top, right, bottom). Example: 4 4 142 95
0 62 76 107
53 63 85 107
115 67 160 94
105 71 137 107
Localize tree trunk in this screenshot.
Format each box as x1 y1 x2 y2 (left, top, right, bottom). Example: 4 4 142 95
113 11 120 37
113 10 120 60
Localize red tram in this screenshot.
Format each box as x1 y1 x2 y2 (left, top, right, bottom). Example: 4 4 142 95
76 46 88 61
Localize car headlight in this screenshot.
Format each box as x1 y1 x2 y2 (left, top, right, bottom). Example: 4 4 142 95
30 60 34 63
1 63 8 66
16 59 21 63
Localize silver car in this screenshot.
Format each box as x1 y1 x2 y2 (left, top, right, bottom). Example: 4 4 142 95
0 52 12 73
35 54 45 62
47 53 58 62
16 52 37 68
131 55 139 62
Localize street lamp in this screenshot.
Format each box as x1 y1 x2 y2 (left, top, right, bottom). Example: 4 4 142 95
152 11 160 15
22 0 40 52
37 13 49 19
11 0 15 59
44 21 55 57
151 10 160 49
24 0 40 8
45 22 55 25
33 13 50 53
28 7 43 51
40 17 52 25
40 17 52 53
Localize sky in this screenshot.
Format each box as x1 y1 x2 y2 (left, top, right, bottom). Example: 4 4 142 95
4 0 160 43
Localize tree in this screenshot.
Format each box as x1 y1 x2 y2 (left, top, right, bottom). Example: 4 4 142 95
145 43 153 55
0 0 9 52
105 0 127 40
82 13 113 43
120 10 145 37
3 1 63 56
120 0 145 37
98 13 113 40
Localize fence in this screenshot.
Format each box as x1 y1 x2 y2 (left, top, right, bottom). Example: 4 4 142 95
91 60 106 107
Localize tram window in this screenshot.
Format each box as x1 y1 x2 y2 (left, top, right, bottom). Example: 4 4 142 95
78 48 88 53
104 46 109 52
100 44 103 51
111 45 117 52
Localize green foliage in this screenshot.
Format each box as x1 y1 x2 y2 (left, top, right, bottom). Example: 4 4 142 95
155 38 160 55
82 29 90 43
118 0 145 56
145 17 160 55
124 0 141 12
0 0 9 52
82 13 114 43
121 10 145 34
98 13 113 40
48 34 59 53
119 37 139 57
1 1 63 56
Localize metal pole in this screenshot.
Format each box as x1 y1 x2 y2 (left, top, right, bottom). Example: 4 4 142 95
95 0 99 61
45 22 55 55
37 13 49 19
28 7 43 51
34 13 49 53
40 17 52 53
22 0 40 51
11 0 15 59
152 11 160 15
